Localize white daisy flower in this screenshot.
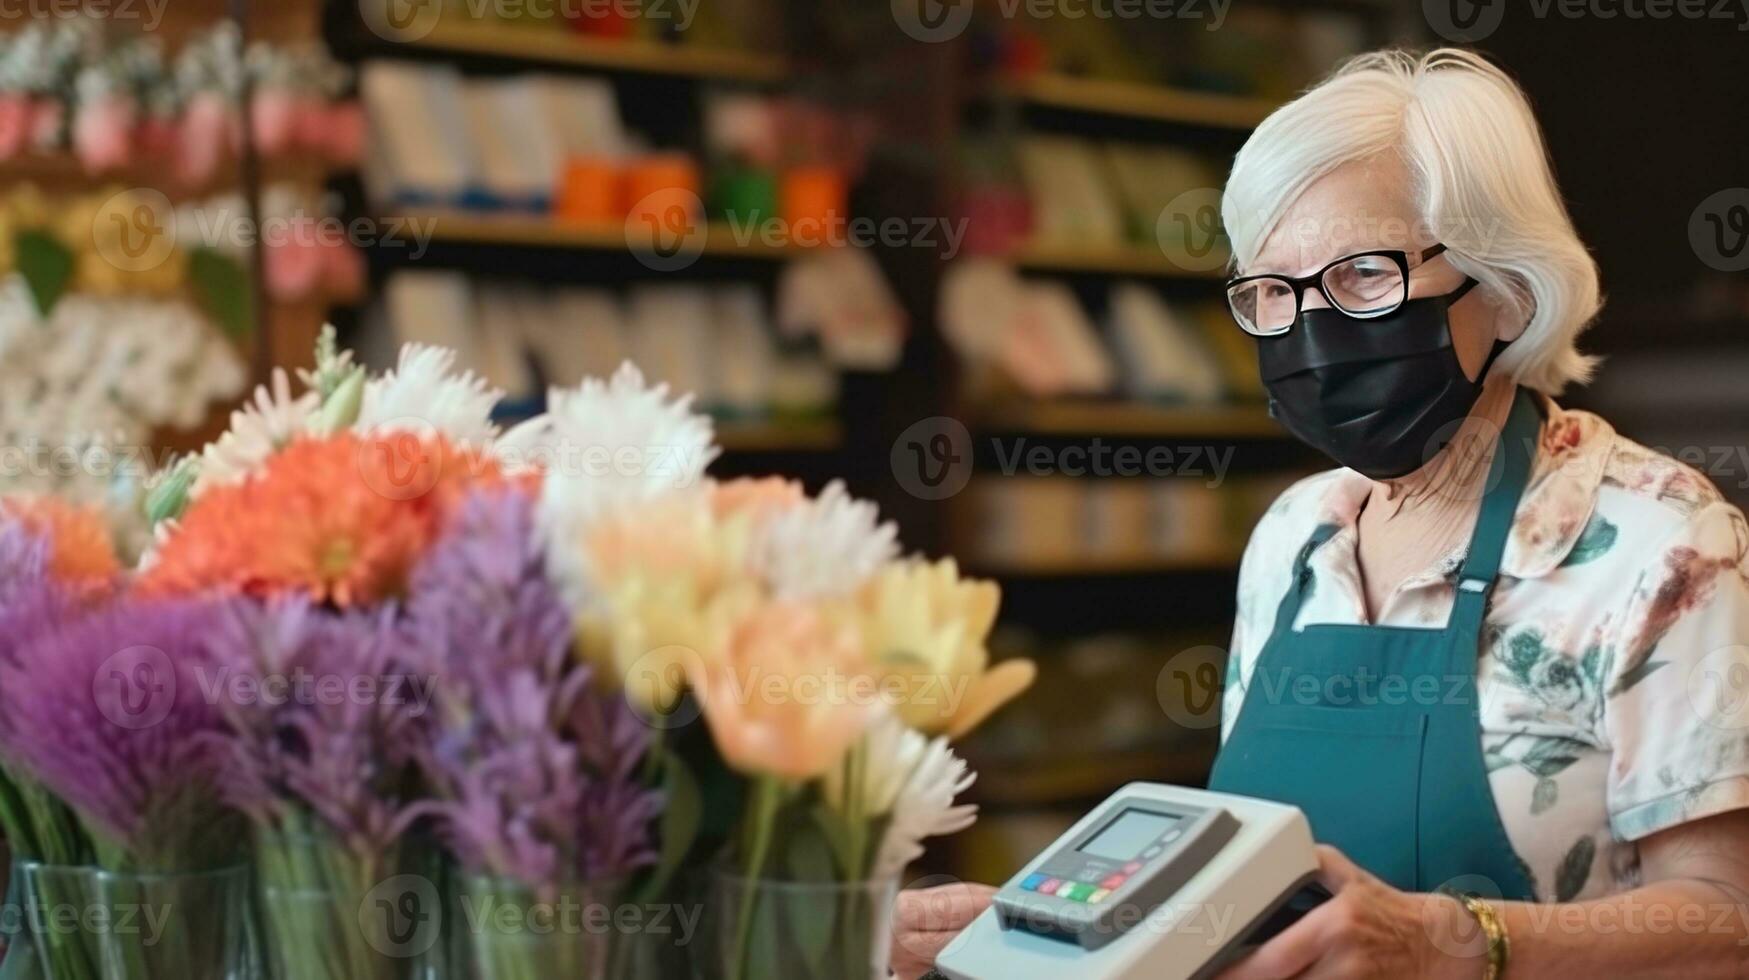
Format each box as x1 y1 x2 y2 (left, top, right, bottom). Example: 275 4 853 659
193 367 318 495
824 713 924 819
753 480 899 600
869 721 979 881
356 343 504 448
499 362 720 606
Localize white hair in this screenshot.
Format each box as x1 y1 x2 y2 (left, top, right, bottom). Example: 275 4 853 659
1222 48 1601 394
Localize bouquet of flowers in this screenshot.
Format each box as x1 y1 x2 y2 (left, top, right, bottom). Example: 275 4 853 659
499 365 1038 979
0 329 1035 980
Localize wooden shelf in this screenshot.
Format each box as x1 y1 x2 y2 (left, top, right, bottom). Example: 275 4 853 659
999 239 1231 279
1001 73 1278 130
0 154 346 200
974 401 1281 439
965 549 1243 578
397 211 817 260
717 419 842 453
402 21 787 82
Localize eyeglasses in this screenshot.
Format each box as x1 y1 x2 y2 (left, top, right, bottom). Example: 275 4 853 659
1225 244 1448 337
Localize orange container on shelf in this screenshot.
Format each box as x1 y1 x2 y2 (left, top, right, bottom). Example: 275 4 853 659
555 157 625 226
623 154 704 233
779 165 847 248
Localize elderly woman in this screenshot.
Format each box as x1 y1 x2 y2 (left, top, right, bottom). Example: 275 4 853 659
895 49 1749 979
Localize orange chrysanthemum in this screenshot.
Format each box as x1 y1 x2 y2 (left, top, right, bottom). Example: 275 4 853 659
0 495 122 587
142 431 508 607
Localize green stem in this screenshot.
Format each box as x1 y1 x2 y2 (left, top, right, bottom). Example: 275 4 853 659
729 778 784 980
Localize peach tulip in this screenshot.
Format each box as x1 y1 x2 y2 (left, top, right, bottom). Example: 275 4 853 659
688 603 881 782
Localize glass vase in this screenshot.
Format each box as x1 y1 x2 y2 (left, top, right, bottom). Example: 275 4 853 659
13 861 250 980
252 827 428 980
694 870 898 980
451 875 630 980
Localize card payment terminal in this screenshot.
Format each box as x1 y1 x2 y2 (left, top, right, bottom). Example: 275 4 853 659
933 783 1324 980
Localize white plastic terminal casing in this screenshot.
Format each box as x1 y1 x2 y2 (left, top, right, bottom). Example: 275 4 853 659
934 783 1317 980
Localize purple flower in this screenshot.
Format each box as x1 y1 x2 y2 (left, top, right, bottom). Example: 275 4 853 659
0 596 238 871
204 597 424 857
409 489 660 886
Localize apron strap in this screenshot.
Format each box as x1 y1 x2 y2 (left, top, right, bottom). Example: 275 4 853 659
1268 522 1342 642
1450 388 1540 634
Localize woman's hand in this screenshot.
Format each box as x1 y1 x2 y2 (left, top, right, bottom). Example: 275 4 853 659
891 881 997 980
1218 846 1486 980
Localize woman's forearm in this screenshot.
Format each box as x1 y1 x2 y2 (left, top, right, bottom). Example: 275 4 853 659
1486 881 1749 978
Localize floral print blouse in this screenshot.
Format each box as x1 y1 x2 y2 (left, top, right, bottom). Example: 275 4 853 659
1222 396 1749 903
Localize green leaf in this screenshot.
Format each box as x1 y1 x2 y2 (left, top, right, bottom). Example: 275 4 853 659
187 248 255 340
1561 516 1619 568
809 804 859 880
781 821 843 975
634 751 702 905
14 230 74 316
1506 630 1545 681
145 456 198 528
1531 777 1558 815
1555 835 1596 902
1612 658 1671 696
312 368 366 435
1521 738 1582 779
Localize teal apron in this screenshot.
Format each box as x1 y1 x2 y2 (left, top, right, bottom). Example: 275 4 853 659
1208 387 1540 902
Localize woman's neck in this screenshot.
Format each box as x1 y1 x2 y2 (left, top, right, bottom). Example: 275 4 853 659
1353 377 1517 619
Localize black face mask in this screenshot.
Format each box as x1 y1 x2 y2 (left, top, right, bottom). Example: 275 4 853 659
1257 278 1508 480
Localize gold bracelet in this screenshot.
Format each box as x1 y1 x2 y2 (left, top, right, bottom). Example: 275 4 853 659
1455 893 1510 980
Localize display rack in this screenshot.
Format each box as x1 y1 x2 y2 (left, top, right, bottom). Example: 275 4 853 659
400 19 788 81
996 73 1277 130
398 211 820 261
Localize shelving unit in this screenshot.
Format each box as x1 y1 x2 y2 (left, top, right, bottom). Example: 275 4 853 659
997 239 1229 279
974 401 1279 439
394 210 820 260
716 419 843 453
399 20 788 82
965 548 1246 578
344 8 864 469
997 73 1278 130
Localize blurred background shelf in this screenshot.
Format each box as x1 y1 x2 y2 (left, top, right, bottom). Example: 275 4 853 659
391 211 817 260
998 74 1278 130
399 20 788 81
967 745 1219 807
974 401 1282 439
998 240 1230 279
716 419 843 453
966 550 1244 577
